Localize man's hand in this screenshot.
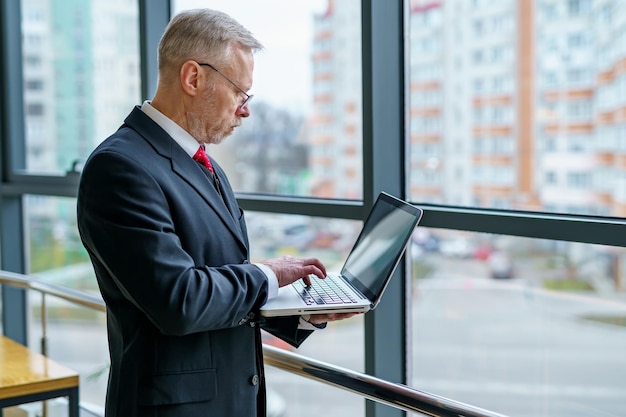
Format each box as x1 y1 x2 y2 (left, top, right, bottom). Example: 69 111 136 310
261 255 327 287
306 312 361 325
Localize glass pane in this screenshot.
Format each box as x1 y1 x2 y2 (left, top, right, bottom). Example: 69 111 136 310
247 211 365 416
27 298 108 412
21 0 140 175
408 0 626 217
265 316 365 416
410 229 626 416
247 212 361 268
173 1 363 199
25 197 107 411
25 196 96 292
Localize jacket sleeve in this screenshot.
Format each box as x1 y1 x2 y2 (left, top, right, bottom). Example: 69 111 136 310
260 315 315 348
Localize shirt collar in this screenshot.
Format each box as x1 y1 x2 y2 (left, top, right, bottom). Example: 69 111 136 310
140 100 201 158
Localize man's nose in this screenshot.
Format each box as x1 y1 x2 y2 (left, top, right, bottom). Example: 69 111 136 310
237 105 250 118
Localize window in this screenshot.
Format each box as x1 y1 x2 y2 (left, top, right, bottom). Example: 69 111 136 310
173 0 362 199
246 212 365 416
21 0 140 175
567 171 592 188
567 32 588 48
568 0 591 16
411 231 626 417
25 103 44 116
567 100 591 120
25 79 43 91
408 0 626 217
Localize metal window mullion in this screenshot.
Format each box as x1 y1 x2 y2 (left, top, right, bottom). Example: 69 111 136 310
236 194 365 220
138 0 170 101
414 205 626 247
2 173 80 197
362 1 407 417
0 0 27 343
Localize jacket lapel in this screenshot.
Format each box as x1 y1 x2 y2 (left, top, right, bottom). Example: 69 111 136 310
123 107 248 251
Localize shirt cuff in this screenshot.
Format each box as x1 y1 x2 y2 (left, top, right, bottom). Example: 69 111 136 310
254 263 278 299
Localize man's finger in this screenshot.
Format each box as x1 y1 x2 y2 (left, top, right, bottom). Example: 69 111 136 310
302 274 312 286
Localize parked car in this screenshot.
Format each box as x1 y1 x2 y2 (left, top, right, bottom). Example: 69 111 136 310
412 230 440 252
488 251 514 279
473 244 493 261
440 238 473 258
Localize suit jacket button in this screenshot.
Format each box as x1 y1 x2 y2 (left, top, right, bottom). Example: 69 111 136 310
250 375 259 385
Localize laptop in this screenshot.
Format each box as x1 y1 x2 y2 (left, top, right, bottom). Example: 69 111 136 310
260 192 423 317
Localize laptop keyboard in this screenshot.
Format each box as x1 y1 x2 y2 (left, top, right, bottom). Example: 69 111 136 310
294 275 359 305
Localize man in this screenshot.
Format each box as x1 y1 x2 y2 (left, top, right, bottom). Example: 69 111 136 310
77 8 355 417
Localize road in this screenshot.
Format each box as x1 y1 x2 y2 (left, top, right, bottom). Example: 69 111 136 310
410 256 626 417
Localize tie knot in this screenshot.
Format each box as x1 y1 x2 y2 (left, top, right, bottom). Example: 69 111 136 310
193 146 214 173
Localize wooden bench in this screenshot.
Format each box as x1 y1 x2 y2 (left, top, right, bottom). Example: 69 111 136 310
0 335 79 417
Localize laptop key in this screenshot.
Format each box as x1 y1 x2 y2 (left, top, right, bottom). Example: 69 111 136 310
295 278 358 305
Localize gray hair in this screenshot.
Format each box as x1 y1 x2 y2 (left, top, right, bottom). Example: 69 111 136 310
158 9 263 74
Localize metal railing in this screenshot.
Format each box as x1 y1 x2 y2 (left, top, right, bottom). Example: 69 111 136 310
0 270 507 417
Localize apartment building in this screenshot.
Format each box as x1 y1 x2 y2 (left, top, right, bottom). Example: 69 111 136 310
310 0 626 217
309 0 362 199
22 0 139 176
410 0 625 215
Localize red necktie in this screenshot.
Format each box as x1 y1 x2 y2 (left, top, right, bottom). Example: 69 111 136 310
193 145 222 199
193 145 214 174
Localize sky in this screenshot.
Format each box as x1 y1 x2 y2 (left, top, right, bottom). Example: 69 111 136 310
173 0 328 111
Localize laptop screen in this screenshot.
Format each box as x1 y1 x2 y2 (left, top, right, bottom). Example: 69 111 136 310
341 193 422 304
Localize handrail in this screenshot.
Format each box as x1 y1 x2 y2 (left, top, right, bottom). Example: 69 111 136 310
263 345 506 416
0 269 507 417
0 269 106 312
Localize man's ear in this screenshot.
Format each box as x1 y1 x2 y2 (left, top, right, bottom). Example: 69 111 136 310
179 61 201 96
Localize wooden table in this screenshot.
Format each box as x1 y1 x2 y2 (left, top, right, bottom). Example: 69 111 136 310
0 336 79 416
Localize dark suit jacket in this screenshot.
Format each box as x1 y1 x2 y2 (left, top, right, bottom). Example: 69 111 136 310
77 106 314 417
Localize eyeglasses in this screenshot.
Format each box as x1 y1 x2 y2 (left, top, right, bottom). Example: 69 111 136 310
196 62 253 109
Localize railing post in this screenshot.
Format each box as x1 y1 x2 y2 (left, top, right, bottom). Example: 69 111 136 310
41 292 48 356
41 292 49 417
